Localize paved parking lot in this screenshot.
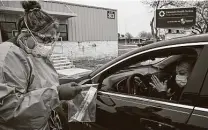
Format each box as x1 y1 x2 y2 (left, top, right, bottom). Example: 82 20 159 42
73 44 138 70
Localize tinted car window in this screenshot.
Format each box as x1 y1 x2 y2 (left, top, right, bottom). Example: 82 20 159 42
179 46 208 106
197 69 208 108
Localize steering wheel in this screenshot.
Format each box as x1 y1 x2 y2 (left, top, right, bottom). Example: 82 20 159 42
126 73 149 95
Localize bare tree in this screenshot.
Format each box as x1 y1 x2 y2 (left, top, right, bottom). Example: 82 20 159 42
191 1 208 34
125 32 133 43
143 1 208 35
138 31 152 39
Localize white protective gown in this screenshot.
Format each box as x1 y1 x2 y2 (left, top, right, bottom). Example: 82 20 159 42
0 42 60 130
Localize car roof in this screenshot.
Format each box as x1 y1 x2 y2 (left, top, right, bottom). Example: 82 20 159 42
90 34 208 77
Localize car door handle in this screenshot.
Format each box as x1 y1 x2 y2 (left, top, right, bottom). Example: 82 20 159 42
140 118 175 130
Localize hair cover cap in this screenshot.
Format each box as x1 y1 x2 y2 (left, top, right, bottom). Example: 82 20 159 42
21 1 55 33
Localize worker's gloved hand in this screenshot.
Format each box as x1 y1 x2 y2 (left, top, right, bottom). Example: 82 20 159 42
58 82 82 100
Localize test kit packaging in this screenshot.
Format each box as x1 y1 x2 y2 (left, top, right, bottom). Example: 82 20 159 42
68 84 98 122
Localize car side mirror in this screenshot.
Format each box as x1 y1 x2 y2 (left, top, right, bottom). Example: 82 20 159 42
97 93 116 107
151 58 155 61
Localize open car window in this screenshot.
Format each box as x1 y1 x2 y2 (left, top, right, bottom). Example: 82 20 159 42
100 45 203 103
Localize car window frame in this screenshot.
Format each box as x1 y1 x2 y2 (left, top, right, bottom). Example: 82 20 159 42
195 45 208 108
197 71 208 109
179 45 208 106
94 44 205 106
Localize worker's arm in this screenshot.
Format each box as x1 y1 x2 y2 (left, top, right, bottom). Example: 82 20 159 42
0 43 60 129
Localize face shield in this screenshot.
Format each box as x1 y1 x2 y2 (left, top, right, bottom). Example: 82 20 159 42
32 32 60 58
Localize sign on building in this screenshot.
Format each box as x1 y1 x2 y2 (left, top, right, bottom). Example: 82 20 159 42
155 7 196 28
107 11 115 19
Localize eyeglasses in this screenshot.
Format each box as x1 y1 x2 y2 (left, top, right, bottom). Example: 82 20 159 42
34 32 60 44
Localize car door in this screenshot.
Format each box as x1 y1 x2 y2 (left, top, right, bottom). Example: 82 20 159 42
186 45 208 130
93 44 207 130
143 45 208 130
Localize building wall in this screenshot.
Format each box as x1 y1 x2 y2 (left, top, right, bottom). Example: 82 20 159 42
53 41 118 60
0 13 20 23
165 29 192 40
66 4 118 42
0 1 118 42
0 1 118 59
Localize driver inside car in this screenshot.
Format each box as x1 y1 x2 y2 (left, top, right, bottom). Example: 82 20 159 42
149 56 196 101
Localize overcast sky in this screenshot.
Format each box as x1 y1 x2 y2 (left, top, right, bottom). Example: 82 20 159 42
61 0 153 37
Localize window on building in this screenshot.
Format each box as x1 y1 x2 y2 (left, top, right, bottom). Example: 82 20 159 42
58 24 68 41
168 29 172 33
0 22 16 42
176 30 180 33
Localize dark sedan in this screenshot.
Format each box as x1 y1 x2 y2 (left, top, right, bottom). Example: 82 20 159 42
60 34 208 130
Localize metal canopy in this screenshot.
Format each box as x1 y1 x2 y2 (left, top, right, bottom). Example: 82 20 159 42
0 6 77 18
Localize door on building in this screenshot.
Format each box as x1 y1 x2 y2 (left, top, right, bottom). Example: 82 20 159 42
0 22 16 42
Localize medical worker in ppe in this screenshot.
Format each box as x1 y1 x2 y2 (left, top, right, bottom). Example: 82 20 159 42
0 1 81 130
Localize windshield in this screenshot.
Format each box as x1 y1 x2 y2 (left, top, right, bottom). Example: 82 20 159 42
140 58 166 66
123 55 183 70
125 57 167 69
153 55 183 69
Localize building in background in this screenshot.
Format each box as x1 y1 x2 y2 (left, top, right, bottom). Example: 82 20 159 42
164 28 192 40
118 37 147 45
0 1 118 60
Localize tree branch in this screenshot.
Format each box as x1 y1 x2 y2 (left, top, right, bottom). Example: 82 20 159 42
192 31 197 34
193 24 203 33
196 22 203 31
159 1 173 8
156 1 160 8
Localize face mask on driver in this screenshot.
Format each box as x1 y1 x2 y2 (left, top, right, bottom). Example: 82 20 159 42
175 75 188 87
